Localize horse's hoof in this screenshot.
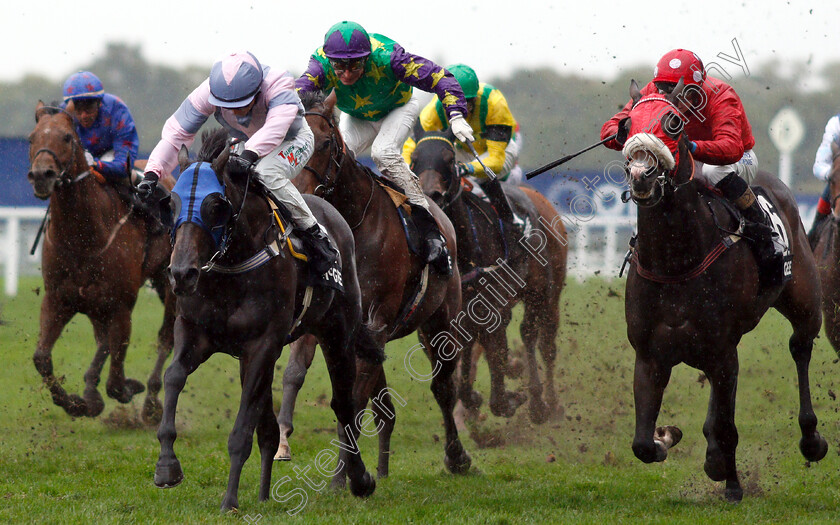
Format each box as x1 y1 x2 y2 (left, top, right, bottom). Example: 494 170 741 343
461 390 483 410
154 460 184 488
108 379 145 403
800 434 829 462
528 399 550 425
725 483 743 503
330 475 347 491
703 453 727 482
274 443 291 461
444 450 472 474
349 471 376 498
63 394 88 418
654 425 683 449
141 396 163 426
220 497 239 512
84 390 105 418
490 391 527 418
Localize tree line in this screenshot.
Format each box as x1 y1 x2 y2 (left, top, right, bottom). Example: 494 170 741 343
2 43 837 192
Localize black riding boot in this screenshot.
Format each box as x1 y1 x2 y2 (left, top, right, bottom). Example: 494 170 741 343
807 211 829 251
297 224 339 276
411 205 452 275
480 178 525 239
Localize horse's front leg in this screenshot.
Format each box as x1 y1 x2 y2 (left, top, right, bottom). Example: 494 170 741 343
256 365 281 502
143 287 176 425
631 353 673 463
221 338 280 511
702 351 742 502
275 333 318 461
155 318 212 490
104 308 145 403
32 295 87 417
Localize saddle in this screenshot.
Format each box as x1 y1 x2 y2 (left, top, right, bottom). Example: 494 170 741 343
461 179 531 257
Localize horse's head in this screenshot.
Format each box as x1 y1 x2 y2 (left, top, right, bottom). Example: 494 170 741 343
299 91 344 196
27 101 87 199
621 79 693 206
410 130 460 208
168 129 234 295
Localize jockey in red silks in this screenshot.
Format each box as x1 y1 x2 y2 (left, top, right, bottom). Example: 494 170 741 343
807 114 840 247
602 48 775 257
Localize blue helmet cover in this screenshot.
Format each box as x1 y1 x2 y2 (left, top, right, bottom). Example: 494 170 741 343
171 162 229 248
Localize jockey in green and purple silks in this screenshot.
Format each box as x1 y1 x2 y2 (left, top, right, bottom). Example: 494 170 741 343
296 20 472 269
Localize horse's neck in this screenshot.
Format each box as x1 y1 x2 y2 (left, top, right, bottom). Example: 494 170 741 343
447 196 483 263
635 187 720 274
330 163 382 228
49 175 115 244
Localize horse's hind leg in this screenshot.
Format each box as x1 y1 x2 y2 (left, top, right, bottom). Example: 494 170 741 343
143 285 176 425
702 351 743 502
477 309 527 419
104 308 145 403
320 332 375 498
275 334 318 461
33 297 88 417
520 295 559 424
370 369 399 479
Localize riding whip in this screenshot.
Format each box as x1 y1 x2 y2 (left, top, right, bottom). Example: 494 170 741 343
525 134 617 180
30 204 50 255
464 140 514 222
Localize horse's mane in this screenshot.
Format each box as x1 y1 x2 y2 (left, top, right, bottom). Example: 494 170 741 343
300 91 339 126
196 128 230 163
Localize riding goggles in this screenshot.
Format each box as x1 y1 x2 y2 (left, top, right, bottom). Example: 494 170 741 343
329 58 366 74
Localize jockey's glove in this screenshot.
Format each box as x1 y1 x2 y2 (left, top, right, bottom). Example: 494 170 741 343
456 161 475 177
84 150 95 167
228 149 259 177
449 113 475 144
137 172 158 200
616 117 631 147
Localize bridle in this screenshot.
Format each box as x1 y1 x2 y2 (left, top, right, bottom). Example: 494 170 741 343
303 111 346 197
413 135 462 209
31 107 91 191
621 141 695 208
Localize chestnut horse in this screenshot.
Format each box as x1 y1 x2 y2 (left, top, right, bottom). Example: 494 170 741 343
27 102 174 422
409 131 568 423
813 142 840 354
274 91 470 483
154 129 375 510
622 82 826 501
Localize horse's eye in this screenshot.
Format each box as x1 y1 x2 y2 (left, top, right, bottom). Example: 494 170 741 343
63 133 72 143
318 139 331 151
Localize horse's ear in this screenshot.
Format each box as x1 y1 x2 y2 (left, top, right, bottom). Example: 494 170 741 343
324 89 337 114
211 144 230 180
666 77 685 105
629 79 642 106
831 141 840 159
659 111 683 141
177 145 190 172
35 100 46 123
442 127 456 143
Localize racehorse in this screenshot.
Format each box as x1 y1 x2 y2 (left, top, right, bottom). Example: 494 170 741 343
409 131 568 423
813 142 840 354
154 128 375 511
621 80 827 501
27 101 174 422
274 91 470 483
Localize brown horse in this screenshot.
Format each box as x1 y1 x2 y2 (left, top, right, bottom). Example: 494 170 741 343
154 129 375 510
26 101 174 422
622 82 826 502
274 91 470 483
813 142 840 354
409 132 568 423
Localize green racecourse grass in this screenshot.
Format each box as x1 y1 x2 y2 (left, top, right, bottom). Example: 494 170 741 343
1 276 840 524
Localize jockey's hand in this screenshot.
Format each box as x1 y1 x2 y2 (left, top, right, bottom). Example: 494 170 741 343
137 172 159 200
83 150 95 167
228 149 259 177
616 117 631 146
456 162 475 178
448 113 475 144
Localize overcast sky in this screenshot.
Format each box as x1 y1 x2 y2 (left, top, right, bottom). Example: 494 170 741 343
6 1 838 88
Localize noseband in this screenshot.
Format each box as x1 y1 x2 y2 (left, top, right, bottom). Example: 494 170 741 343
303 111 345 197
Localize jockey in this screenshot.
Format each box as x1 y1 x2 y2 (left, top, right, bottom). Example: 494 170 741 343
402 63 524 234
807 114 840 247
296 20 472 271
602 49 775 259
138 51 336 273
60 71 140 183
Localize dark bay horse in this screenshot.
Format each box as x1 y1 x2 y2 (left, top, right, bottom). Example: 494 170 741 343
27 101 174 422
274 92 470 483
409 132 568 423
622 83 826 501
813 142 840 354
155 129 375 511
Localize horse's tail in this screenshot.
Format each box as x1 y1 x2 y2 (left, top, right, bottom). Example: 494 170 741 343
355 320 385 364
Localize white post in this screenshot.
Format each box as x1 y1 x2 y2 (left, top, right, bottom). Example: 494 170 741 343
5 216 20 296
779 151 793 188
605 225 617 277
